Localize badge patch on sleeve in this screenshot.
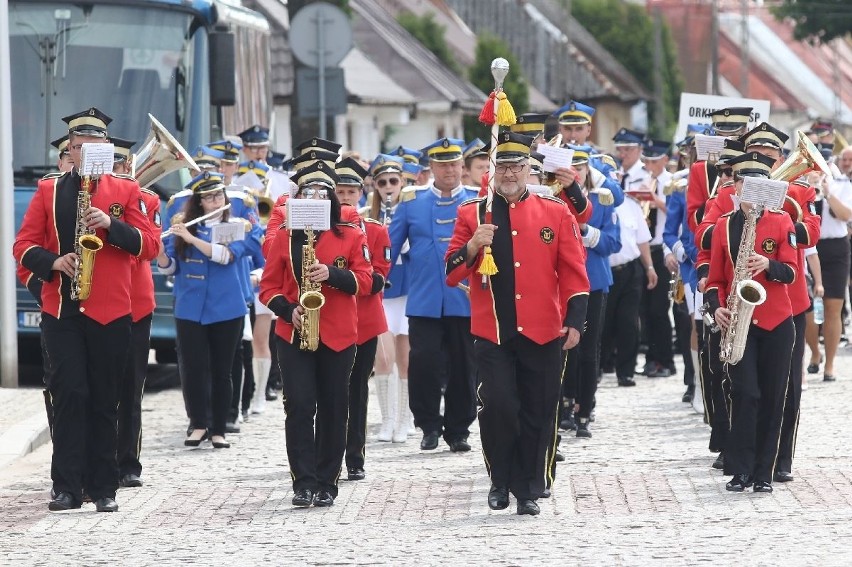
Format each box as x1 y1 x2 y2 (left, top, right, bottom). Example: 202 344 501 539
334 256 347 268
788 231 796 248
139 198 147 216
761 238 777 254
109 203 124 218
808 202 816 215
362 244 371 262
153 211 161 228
384 246 391 262
540 226 554 244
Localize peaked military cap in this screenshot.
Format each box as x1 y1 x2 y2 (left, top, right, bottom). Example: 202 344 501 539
462 138 488 161
495 132 533 163
718 139 746 165
422 137 465 162
553 101 595 125
511 113 549 134
238 160 270 179
370 154 405 177
568 144 592 165
237 125 270 146
728 151 775 178
110 137 136 163
290 160 339 189
742 122 789 151
208 139 242 162
51 135 70 156
642 138 671 159
63 107 112 137
194 146 225 169
294 137 342 156
612 128 645 147
335 157 369 185
710 107 752 134
392 146 423 164
187 171 227 194
290 149 339 172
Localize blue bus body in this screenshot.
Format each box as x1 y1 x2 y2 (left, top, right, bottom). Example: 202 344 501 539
10 0 272 363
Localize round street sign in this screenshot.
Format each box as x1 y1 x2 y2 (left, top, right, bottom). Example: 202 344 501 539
289 2 353 68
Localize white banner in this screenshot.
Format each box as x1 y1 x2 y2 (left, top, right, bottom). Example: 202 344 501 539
675 93 771 144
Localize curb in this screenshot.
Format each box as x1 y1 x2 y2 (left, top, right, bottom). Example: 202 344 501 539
0 412 50 470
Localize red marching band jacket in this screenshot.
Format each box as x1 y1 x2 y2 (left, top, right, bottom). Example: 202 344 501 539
477 181 593 224
259 221 374 352
131 188 163 322
780 180 821 315
355 215 391 344
686 160 716 234
445 194 590 345
13 172 160 325
706 209 798 331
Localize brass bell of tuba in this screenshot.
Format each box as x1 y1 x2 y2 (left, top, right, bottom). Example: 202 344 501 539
133 114 200 188
771 131 831 182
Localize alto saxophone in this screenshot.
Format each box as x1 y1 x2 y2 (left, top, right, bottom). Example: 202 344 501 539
719 206 767 365
299 227 326 351
70 175 104 301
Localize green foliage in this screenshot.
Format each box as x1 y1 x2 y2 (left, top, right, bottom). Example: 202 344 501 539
571 0 683 137
397 12 462 75
771 0 852 43
464 33 530 142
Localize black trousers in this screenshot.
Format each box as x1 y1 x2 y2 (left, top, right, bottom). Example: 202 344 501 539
268 321 282 390
175 317 242 437
42 313 131 502
777 312 806 474
564 291 606 419
644 247 674 367
705 325 728 452
229 308 255 421
408 316 476 442
724 317 794 483
346 337 378 470
117 314 152 478
476 336 562 500
601 259 642 379
277 338 355 497
672 300 694 386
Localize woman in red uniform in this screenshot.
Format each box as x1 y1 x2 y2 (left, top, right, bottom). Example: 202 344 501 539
260 161 373 508
706 152 798 493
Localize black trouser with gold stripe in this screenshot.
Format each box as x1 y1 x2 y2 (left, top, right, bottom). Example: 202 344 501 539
564 290 606 419
42 313 131 503
777 312 806 474
346 337 378 471
700 321 729 453
723 317 794 483
277 338 355 497
476 335 562 501
117 313 152 478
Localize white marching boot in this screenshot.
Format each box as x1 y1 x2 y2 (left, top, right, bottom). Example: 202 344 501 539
691 350 705 415
251 357 272 414
392 379 410 443
375 372 396 442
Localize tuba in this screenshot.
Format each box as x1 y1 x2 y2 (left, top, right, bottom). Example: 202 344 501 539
71 174 104 301
133 114 200 188
299 227 326 351
771 131 831 182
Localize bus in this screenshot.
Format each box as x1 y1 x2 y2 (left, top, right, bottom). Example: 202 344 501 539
10 0 273 364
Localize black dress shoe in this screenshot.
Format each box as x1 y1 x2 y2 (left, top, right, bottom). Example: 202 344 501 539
617 377 636 387
774 471 794 482
516 499 540 516
560 413 577 431
95 497 118 512
725 474 753 492
712 453 724 470
265 386 279 402
576 420 592 438
449 438 471 452
753 480 773 493
420 431 440 450
119 474 143 488
823 374 837 382
347 467 365 481
682 385 695 403
211 436 230 449
241 409 250 423
225 422 241 434
540 487 551 499
554 450 565 462
48 492 81 511
806 363 819 374
314 490 335 507
488 485 509 510
292 488 315 507
184 429 209 447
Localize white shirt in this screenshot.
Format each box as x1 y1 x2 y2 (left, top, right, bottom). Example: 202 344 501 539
609 197 652 267
620 160 649 194
650 169 671 245
820 176 852 239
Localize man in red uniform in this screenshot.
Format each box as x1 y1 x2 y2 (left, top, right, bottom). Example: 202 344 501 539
445 132 589 516
13 108 160 512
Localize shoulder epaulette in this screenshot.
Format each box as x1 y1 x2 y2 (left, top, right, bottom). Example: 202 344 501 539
41 171 66 180
168 189 191 205
536 194 566 205
400 187 421 202
242 218 253 232
767 208 785 215
140 188 158 197
790 178 810 188
336 222 361 230
363 217 384 226
110 173 136 181
459 197 485 207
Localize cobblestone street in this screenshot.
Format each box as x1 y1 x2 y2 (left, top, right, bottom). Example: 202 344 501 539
2 354 852 566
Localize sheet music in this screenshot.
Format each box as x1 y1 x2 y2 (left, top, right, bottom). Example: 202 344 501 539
211 221 245 244
694 135 726 162
535 144 574 173
287 198 331 231
740 177 787 210
81 143 114 176
233 171 265 191
526 184 553 196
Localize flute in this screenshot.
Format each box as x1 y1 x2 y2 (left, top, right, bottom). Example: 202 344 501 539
161 203 232 239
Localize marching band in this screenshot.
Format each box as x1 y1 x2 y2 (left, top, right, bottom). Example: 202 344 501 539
13 96 850 514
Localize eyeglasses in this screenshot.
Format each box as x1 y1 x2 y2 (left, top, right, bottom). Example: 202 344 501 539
376 177 401 188
302 187 328 199
717 168 733 177
495 163 527 174
200 191 225 202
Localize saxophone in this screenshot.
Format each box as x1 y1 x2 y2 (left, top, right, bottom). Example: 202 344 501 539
719 206 767 365
70 175 104 301
299 227 326 351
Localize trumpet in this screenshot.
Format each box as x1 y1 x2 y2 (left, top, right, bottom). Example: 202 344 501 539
161 204 232 239
383 191 394 227
668 271 685 304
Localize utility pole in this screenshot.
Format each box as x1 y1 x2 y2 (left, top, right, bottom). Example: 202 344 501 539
710 0 719 95
652 7 666 136
740 0 749 95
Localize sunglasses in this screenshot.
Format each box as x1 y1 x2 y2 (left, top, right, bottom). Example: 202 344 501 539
302 187 328 199
717 168 733 177
376 177 401 188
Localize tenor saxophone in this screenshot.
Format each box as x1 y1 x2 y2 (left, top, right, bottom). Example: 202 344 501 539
299 227 326 351
719 206 767 365
70 175 104 301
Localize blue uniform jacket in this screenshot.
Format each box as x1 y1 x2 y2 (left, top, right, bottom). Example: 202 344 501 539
590 156 625 207
662 190 698 288
388 185 478 317
164 219 263 324
375 206 410 300
582 192 621 292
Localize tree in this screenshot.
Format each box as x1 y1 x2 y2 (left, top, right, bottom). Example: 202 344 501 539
771 0 852 43
464 33 530 143
571 0 683 138
397 12 462 75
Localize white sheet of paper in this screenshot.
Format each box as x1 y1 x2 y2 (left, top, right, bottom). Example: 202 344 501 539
694 135 726 162
526 184 553 196
740 177 787 210
287 198 331 231
233 171 265 191
267 170 291 200
211 221 246 244
536 144 574 173
81 143 114 176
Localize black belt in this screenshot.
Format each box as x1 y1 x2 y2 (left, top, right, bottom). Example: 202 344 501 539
611 258 639 272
